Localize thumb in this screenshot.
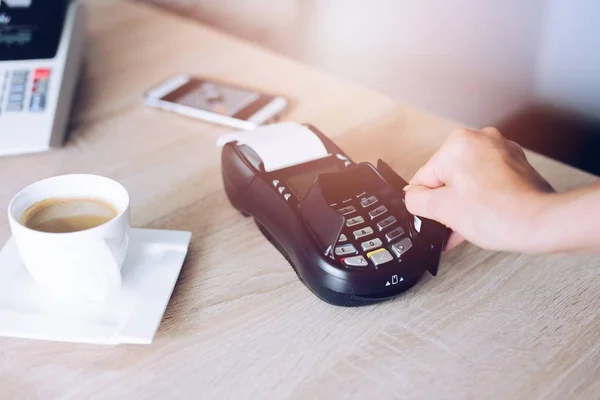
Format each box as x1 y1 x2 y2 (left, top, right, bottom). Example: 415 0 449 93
403 184 446 222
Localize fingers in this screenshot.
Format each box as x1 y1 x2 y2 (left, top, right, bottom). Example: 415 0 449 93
532 169 555 193
480 126 503 138
403 184 448 223
444 231 465 250
410 127 486 189
405 185 462 249
409 148 445 188
507 140 526 157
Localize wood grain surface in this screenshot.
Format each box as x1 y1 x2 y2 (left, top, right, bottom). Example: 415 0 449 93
0 1 599 399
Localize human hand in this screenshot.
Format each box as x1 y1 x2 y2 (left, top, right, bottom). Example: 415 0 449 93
404 127 554 252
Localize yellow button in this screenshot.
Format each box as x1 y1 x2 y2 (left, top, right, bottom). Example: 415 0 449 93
366 248 386 259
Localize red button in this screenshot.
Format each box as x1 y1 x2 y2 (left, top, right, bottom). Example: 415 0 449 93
34 68 51 79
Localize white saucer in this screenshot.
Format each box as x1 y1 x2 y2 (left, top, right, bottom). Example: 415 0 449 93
0 228 191 345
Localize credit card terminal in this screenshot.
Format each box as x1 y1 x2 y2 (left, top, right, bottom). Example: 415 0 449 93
0 0 85 156
220 123 448 307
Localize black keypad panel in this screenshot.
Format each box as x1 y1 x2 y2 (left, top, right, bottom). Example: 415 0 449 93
332 193 413 269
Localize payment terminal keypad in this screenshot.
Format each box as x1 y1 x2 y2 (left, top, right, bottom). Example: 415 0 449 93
332 193 413 269
0 68 51 115
5 70 29 112
0 72 5 113
30 68 51 112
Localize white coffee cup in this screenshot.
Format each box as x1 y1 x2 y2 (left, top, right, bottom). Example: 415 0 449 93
7 174 130 303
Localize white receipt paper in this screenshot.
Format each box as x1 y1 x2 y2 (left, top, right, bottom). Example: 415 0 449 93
216 122 330 172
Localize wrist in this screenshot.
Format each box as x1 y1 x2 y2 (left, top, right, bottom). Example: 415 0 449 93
522 192 565 253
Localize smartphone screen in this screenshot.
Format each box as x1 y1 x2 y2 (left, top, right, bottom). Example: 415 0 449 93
161 79 265 118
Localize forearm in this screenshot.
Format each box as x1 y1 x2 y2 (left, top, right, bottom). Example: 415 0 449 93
532 182 600 253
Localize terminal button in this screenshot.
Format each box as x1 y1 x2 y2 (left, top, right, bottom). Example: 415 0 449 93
6 103 23 112
336 205 356 216
360 196 378 208
377 215 397 231
353 226 374 240
29 94 46 112
367 248 394 267
368 205 387 219
385 227 405 242
335 244 358 256
343 255 368 268
346 216 364 227
390 237 413 258
361 238 383 252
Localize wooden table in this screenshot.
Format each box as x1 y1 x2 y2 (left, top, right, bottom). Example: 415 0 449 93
1 1 599 398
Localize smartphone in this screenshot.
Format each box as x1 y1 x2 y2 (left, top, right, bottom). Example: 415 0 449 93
144 75 288 130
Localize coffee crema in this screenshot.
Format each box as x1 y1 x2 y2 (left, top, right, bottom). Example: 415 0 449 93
20 198 118 233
